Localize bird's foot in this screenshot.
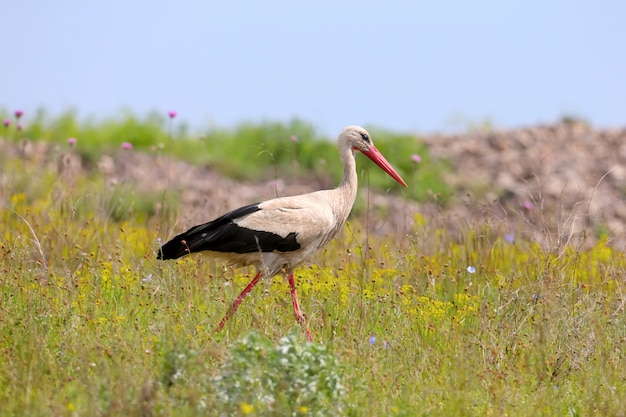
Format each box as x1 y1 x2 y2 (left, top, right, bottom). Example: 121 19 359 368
294 311 307 325
293 312 313 342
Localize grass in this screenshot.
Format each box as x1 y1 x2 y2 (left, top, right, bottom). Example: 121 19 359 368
1 121 625 416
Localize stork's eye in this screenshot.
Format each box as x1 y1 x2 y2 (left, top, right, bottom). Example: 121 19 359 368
360 133 370 142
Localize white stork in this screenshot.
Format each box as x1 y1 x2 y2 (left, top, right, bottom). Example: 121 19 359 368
157 126 407 341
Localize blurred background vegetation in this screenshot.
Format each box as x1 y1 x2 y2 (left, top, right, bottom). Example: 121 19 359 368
0 107 452 204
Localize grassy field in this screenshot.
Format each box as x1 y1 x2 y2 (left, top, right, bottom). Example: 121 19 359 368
1 116 625 416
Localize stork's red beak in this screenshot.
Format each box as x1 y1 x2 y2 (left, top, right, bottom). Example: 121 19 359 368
362 146 408 187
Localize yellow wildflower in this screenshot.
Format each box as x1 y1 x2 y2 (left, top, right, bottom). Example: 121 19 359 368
240 402 253 414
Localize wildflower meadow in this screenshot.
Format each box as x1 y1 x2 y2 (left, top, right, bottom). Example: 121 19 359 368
0 110 624 416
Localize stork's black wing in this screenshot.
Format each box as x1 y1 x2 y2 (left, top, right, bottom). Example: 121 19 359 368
157 203 300 260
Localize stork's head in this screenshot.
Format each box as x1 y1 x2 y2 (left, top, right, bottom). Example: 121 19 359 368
340 125 408 187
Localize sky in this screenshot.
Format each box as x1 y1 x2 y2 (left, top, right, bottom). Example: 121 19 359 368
1 0 624 136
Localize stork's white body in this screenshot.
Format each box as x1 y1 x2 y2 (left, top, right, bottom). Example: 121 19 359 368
218 175 356 277
158 126 407 340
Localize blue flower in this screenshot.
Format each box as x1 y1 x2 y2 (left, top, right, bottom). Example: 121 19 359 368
369 336 376 345
467 266 476 274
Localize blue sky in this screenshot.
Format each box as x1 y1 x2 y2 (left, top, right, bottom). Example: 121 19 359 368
2 1 624 136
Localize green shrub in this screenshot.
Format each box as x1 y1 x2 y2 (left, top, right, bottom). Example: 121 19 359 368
213 330 347 416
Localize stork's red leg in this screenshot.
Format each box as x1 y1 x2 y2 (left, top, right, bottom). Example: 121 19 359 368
216 271 262 333
288 272 313 341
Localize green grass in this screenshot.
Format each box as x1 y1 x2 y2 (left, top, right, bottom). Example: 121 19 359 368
1 130 625 416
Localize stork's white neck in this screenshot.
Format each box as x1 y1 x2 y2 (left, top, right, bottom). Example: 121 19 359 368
338 147 358 191
332 142 359 226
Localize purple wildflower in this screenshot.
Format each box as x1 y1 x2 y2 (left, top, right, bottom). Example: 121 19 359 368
168 110 177 119
3 119 10 128
411 154 422 163
121 142 133 150
68 137 77 146
14 110 23 119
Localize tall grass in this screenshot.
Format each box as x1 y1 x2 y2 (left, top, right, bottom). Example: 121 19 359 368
0 118 625 416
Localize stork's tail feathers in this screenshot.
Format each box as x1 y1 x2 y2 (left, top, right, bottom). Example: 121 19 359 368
157 224 211 259
157 233 195 260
